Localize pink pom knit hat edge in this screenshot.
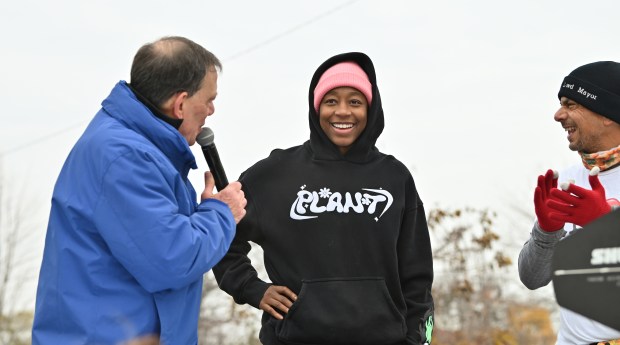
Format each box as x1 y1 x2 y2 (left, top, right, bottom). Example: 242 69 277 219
313 61 372 112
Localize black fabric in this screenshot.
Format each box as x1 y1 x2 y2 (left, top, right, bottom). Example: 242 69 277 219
127 84 183 129
273 278 406 344
213 53 434 345
558 61 620 124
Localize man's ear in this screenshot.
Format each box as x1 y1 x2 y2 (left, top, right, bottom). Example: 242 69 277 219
171 91 189 120
160 91 188 120
600 115 620 128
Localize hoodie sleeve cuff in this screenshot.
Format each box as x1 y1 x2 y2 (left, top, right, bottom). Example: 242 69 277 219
243 280 272 309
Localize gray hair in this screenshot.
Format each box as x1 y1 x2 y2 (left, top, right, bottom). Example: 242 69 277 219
130 36 222 107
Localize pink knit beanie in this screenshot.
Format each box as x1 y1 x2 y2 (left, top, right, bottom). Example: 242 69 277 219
313 61 372 112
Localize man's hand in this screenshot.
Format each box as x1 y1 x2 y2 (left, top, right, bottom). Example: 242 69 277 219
534 169 566 232
259 285 297 320
548 167 611 227
201 171 247 224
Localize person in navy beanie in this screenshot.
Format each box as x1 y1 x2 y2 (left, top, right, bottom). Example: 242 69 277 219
519 61 620 344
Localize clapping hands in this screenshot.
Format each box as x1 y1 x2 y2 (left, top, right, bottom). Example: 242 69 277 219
546 167 611 227
534 167 613 231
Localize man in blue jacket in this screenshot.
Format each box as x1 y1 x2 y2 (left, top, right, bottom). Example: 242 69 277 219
32 36 246 345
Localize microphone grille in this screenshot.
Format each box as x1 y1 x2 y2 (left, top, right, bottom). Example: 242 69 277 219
196 127 215 146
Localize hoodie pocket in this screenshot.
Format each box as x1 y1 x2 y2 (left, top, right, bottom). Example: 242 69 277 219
274 277 406 345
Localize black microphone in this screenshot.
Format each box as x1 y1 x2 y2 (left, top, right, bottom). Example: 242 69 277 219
196 127 229 191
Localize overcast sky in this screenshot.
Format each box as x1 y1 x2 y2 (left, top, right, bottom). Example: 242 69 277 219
2 0 620 310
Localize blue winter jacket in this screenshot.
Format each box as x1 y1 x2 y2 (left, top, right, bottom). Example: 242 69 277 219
32 81 236 344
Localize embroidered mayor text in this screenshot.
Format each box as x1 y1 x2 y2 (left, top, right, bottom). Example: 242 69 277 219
577 86 598 100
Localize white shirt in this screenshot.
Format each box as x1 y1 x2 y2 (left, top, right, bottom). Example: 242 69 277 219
555 164 620 345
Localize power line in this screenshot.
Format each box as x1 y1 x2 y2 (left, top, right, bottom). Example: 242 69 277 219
0 121 87 157
1 0 362 157
223 0 361 62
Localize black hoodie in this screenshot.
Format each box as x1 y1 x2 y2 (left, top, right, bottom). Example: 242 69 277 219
214 52 434 345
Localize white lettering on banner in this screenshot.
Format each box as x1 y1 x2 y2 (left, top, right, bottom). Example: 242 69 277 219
577 87 598 100
590 247 620 265
289 186 393 222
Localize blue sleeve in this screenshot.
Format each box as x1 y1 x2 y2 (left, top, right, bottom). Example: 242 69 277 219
92 151 236 293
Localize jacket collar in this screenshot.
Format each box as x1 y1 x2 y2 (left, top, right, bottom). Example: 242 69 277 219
101 81 197 175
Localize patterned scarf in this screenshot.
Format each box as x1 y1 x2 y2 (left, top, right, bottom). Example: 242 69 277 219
580 145 620 171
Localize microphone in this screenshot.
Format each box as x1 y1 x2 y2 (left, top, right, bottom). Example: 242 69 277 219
196 127 229 191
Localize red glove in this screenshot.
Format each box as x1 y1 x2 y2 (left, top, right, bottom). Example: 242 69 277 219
534 169 565 232
547 167 611 227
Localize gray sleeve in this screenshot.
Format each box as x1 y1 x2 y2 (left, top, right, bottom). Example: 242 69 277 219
518 221 566 290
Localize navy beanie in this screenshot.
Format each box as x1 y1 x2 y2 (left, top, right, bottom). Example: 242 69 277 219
558 61 620 124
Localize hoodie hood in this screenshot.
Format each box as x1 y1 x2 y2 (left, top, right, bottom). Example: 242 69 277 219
307 52 384 163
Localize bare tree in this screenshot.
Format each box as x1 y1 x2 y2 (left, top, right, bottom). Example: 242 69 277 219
198 272 261 345
428 206 556 345
198 245 265 345
0 166 38 344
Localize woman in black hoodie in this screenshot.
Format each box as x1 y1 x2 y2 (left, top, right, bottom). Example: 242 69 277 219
214 52 434 345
